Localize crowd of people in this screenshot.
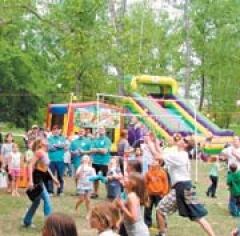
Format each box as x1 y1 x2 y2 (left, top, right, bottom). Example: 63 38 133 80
0 120 240 236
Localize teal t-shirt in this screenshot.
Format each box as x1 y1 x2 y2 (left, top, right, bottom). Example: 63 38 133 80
70 137 92 168
209 163 218 177
91 135 112 165
48 135 66 162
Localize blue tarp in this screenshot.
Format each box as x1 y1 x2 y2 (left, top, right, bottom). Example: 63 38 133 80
50 106 67 115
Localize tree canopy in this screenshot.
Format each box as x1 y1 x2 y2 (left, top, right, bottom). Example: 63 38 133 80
1 0 240 129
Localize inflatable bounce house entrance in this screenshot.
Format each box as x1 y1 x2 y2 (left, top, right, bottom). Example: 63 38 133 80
46 101 123 152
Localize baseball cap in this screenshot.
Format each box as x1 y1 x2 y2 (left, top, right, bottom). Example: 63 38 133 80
32 124 38 129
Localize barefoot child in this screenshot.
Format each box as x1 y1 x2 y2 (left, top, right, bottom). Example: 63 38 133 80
8 143 22 197
75 155 96 218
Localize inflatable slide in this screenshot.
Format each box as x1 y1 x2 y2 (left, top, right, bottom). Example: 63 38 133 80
124 75 234 154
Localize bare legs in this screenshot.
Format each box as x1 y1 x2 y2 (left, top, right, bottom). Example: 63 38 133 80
156 211 166 234
11 176 20 197
93 180 100 196
75 194 91 219
195 218 216 236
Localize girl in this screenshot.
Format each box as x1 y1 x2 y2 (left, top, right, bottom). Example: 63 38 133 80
8 143 22 197
90 201 120 236
75 155 96 218
42 212 78 236
1 133 14 192
115 172 149 236
206 155 221 198
106 157 123 201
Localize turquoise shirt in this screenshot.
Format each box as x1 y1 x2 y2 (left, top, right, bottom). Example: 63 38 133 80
209 163 218 177
70 137 92 169
48 135 66 162
91 135 112 165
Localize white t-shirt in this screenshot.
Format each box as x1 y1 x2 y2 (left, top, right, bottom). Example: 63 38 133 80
164 150 191 186
222 146 240 170
10 152 21 169
76 165 96 190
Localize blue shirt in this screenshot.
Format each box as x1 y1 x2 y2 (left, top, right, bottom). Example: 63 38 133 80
91 135 112 165
48 135 66 162
70 137 92 169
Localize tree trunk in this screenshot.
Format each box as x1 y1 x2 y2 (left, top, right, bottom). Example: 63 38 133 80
199 73 205 111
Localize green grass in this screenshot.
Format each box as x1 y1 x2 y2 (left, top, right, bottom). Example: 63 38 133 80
0 161 239 236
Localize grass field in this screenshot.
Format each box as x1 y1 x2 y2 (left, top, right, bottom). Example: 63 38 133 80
0 160 239 236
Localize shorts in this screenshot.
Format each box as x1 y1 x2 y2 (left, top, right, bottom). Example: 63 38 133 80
157 188 178 217
92 164 108 177
77 188 92 196
157 182 208 220
10 168 21 178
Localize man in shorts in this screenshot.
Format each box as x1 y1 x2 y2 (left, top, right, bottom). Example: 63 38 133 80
90 127 111 198
155 137 216 236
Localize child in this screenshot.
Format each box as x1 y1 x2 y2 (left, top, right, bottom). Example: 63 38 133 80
64 144 72 177
115 172 150 236
8 143 22 197
135 148 142 162
144 159 169 228
106 157 123 201
25 140 34 164
42 212 78 236
206 155 221 198
0 160 7 189
90 201 120 236
75 155 96 218
227 163 240 217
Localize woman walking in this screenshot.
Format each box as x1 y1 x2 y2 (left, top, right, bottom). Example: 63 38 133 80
22 138 59 228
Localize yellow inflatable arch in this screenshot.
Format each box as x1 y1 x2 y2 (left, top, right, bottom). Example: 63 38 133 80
130 75 178 95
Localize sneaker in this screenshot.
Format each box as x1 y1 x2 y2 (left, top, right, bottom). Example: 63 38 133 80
155 233 166 236
58 193 64 197
21 222 36 229
48 193 53 197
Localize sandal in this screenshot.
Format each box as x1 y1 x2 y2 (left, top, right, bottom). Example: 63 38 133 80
91 193 98 199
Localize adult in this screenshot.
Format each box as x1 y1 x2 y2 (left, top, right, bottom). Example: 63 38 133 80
26 125 41 142
155 138 216 236
140 133 159 174
221 136 240 171
22 138 59 227
90 127 112 198
48 124 67 196
70 128 91 174
117 130 133 173
128 117 145 148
